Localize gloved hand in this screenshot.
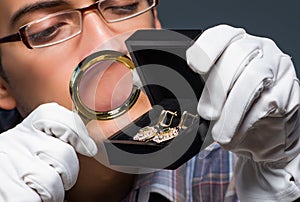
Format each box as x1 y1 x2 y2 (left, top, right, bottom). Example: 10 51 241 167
186 24 300 201
0 103 97 202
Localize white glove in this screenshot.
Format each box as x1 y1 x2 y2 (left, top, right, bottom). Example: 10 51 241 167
0 103 97 202
187 24 300 201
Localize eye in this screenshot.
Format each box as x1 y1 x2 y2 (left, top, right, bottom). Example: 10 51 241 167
100 0 141 18
107 3 139 15
27 22 68 45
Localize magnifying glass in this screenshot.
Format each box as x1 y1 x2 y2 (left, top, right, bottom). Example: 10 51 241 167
70 50 141 121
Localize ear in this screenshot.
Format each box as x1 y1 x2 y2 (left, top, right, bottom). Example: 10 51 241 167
0 77 17 110
153 8 162 29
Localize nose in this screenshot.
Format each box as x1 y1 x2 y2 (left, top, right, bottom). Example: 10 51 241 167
77 11 116 60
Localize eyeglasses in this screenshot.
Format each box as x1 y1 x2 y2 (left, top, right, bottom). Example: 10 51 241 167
0 0 158 49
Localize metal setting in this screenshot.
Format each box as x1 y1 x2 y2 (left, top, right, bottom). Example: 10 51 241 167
157 110 178 127
133 126 159 141
178 111 199 130
152 127 179 143
133 110 199 144
133 109 177 142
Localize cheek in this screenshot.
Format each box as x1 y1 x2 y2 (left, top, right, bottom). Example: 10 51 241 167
2 44 81 114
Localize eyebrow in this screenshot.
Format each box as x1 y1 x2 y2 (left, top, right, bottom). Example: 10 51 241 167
10 0 71 28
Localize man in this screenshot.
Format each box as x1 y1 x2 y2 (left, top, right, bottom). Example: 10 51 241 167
0 0 299 202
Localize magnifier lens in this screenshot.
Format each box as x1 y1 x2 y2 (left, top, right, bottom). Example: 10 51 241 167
70 50 140 121
78 59 133 112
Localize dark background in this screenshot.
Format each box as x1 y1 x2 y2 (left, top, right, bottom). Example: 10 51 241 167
157 0 300 76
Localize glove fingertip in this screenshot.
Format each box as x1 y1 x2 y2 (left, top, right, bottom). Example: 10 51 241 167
78 138 98 157
197 105 218 121
87 140 98 156
186 43 213 74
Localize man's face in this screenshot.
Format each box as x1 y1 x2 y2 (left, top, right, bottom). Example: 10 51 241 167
0 0 161 117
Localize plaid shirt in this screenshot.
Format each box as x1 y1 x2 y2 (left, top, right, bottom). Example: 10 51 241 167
124 143 238 202
0 109 238 202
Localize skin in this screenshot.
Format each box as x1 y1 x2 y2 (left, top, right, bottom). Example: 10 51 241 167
0 0 161 201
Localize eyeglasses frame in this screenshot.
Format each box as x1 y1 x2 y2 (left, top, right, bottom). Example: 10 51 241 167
0 0 158 49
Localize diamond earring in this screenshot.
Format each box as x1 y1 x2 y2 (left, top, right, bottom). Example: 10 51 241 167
152 111 198 143
133 110 177 142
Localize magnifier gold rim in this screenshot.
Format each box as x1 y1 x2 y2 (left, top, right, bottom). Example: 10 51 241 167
70 50 140 121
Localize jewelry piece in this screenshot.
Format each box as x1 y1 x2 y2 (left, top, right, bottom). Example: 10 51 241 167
152 127 179 143
157 110 177 127
152 111 199 144
133 110 177 142
133 126 159 141
177 111 199 130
